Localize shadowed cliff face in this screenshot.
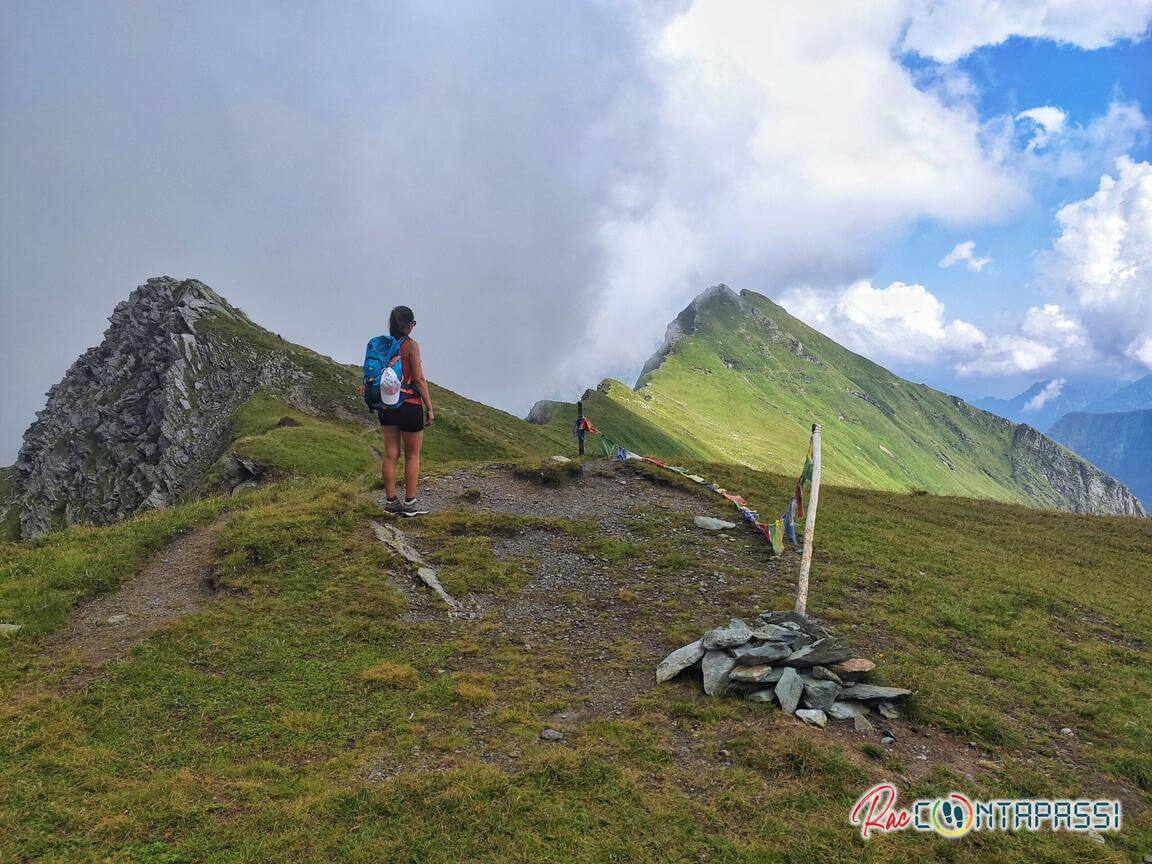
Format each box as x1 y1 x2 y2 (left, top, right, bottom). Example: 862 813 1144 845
1047 409 1152 510
1009 425 1146 517
11 277 356 537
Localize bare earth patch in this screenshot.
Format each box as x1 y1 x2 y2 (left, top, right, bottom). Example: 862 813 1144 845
44 516 228 684
369 460 1069 796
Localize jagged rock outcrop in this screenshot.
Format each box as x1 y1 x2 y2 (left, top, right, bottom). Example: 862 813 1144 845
13 277 341 537
1009 425 1146 517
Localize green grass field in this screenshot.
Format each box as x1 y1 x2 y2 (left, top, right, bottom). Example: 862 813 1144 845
1 453 1148 861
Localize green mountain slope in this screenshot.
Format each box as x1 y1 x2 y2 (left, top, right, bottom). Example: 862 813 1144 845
533 285 1143 516
1049 409 1152 507
197 301 573 467
192 290 575 475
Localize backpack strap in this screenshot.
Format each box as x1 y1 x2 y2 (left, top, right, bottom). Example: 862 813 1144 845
398 338 422 404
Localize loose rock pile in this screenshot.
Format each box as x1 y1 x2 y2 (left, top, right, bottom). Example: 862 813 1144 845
656 611 910 731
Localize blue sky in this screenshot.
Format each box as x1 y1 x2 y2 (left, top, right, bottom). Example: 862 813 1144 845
869 34 1152 398
2 1 1152 462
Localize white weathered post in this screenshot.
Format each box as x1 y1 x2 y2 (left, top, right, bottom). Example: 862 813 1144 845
795 423 822 615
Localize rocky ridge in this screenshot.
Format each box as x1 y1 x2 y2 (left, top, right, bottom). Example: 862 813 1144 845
10 277 353 537
1009 424 1146 517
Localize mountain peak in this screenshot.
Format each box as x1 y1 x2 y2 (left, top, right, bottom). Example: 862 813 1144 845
576 282 1146 517
111 276 252 330
10 277 345 536
637 284 752 387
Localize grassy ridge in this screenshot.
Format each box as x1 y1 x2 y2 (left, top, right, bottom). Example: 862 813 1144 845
187 305 576 495
1 287 1148 860
541 287 1127 511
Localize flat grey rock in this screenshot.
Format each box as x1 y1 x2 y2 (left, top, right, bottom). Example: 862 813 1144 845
795 709 827 728
757 610 832 639
839 684 912 701
853 714 875 735
539 728 565 742
694 515 737 531
0 623 22 636
748 623 794 641
779 638 854 668
876 700 901 719
745 688 777 704
801 680 842 712
702 649 738 696
827 699 870 720
733 642 792 665
810 665 843 685
702 618 751 650
655 639 705 684
775 667 803 714
730 664 774 684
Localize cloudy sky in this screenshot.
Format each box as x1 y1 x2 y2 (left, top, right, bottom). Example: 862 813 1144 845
2 0 1152 462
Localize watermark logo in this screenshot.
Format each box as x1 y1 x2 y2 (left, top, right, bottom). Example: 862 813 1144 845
850 783 1121 840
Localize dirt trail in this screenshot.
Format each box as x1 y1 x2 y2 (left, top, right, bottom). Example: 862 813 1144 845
370 459 1152 810
369 460 1008 787
45 517 228 684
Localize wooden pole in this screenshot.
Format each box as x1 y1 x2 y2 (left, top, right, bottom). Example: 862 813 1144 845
795 423 821 616
576 400 585 456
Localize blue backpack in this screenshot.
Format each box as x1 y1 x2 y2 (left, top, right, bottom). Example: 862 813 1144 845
362 334 407 412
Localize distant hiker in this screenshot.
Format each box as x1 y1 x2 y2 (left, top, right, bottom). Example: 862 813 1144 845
370 305 434 515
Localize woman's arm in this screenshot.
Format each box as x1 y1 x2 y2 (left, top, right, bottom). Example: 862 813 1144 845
407 340 434 423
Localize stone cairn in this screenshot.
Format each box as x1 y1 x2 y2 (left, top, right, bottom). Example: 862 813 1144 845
655 611 909 732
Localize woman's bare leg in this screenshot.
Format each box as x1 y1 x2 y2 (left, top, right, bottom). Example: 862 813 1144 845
401 430 424 499
381 426 402 498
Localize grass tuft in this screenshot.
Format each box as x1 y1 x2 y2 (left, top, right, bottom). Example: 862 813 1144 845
360 661 419 689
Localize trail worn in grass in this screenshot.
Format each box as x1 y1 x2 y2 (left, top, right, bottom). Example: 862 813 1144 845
44 515 230 686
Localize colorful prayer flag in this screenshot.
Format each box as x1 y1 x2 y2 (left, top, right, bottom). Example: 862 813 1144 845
771 518 785 555
784 499 798 545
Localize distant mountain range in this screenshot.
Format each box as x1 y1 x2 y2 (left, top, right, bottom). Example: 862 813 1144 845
530 285 1144 516
973 375 1152 428
1048 410 1152 507
1082 375 1152 414
970 379 1097 431
972 374 1152 511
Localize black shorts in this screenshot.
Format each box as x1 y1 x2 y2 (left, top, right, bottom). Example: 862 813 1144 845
378 401 425 433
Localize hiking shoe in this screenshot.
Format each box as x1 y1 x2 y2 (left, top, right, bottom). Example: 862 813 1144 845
399 497 429 517
384 496 403 513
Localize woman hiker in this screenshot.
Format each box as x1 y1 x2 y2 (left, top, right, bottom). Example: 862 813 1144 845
379 305 434 515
